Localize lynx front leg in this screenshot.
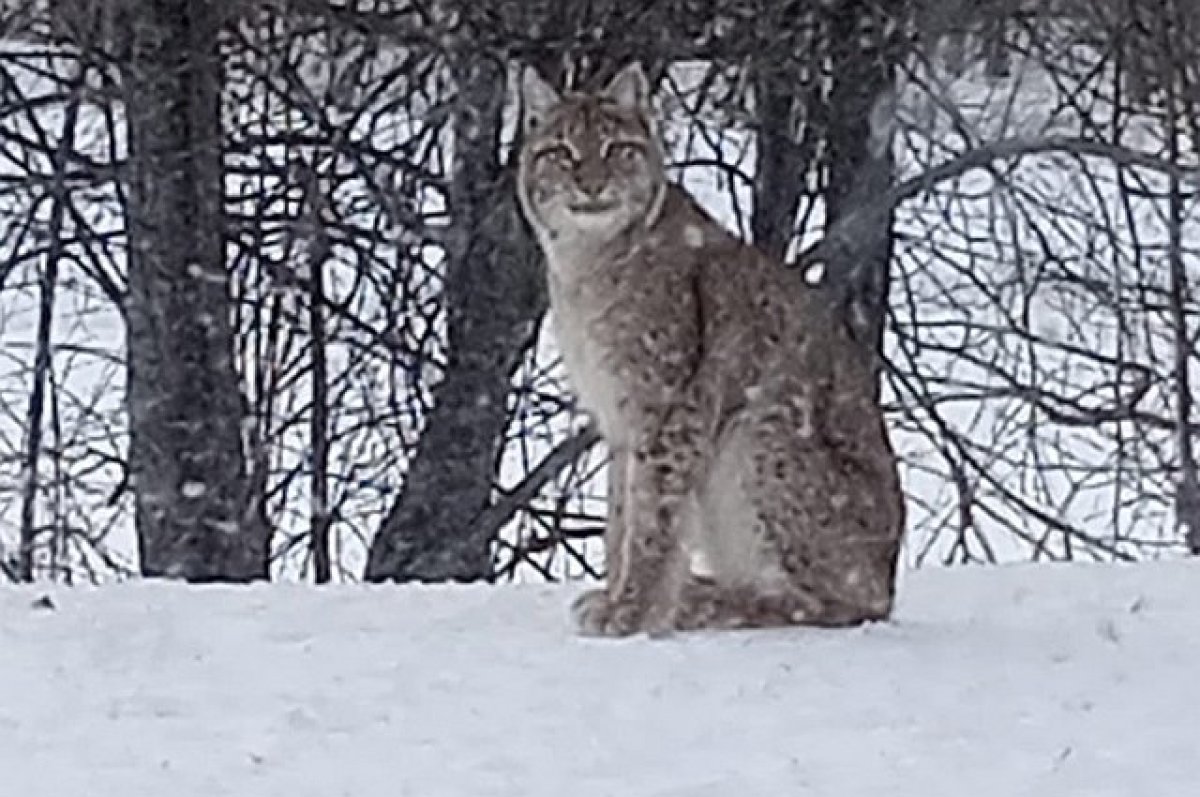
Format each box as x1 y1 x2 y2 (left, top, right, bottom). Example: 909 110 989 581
572 446 630 630
605 446 631 588
576 415 704 637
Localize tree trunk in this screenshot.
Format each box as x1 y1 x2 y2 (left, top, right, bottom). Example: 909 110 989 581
364 49 545 583
749 0 817 262
752 65 802 262
822 1 898 355
123 0 268 581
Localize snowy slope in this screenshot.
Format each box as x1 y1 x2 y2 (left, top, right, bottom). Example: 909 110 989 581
3 562 1199 797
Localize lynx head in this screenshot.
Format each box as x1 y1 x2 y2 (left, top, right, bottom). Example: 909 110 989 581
517 63 667 256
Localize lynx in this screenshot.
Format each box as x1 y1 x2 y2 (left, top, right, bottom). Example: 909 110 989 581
517 63 905 636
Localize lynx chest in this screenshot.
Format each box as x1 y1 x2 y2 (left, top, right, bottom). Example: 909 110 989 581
548 259 695 446
549 280 630 444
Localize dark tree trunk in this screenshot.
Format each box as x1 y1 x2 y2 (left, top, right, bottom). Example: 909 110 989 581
123 0 268 581
752 65 802 262
364 48 545 583
822 1 898 356
749 0 818 263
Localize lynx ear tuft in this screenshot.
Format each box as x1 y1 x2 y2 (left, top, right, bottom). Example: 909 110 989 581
601 63 650 110
521 67 561 135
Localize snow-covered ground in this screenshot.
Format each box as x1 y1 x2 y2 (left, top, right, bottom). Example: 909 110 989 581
3 561 1198 796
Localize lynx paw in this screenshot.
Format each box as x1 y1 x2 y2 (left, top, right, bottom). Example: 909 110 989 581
571 589 670 638
571 589 616 636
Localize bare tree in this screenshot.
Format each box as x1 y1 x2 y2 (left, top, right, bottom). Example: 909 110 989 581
365 14 546 582
2 0 1197 583
122 0 267 580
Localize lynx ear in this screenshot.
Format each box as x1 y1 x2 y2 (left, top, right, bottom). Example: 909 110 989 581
521 67 561 135
601 63 650 111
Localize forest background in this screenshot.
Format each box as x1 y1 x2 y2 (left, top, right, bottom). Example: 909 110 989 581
0 0 1196 586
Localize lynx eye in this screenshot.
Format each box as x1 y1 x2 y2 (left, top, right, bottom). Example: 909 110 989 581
537 144 576 168
604 141 643 161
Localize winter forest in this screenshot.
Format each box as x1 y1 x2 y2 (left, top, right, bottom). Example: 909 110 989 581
6 1 1200 794
1 0 1198 586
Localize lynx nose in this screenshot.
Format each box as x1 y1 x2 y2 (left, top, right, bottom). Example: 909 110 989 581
576 177 607 198
574 166 608 199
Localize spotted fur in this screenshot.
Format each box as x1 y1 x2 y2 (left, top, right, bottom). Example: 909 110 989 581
517 64 905 636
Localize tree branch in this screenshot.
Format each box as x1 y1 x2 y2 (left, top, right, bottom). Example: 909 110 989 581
797 135 1200 270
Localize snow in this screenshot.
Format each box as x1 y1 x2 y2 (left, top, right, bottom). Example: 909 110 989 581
3 561 1199 796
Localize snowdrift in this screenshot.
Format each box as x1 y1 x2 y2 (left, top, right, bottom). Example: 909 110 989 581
3 561 1198 796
